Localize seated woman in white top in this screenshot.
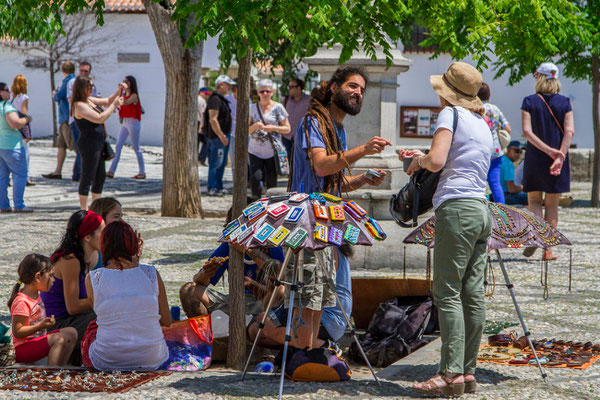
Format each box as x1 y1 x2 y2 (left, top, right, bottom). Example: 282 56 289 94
83 220 171 371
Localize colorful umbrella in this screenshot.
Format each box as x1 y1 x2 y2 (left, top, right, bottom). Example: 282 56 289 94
218 193 386 250
402 202 571 250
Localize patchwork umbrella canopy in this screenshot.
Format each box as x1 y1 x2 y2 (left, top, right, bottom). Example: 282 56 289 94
218 193 386 251
403 202 571 250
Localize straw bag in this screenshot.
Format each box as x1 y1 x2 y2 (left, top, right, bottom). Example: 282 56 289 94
0 323 15 367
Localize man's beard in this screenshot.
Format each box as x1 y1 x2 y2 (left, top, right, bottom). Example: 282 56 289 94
333 90 362 116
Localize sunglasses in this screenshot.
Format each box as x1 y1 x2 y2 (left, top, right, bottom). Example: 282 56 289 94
80 69 91 73
510 148 523 154
259 90 272 94
288 85 298 89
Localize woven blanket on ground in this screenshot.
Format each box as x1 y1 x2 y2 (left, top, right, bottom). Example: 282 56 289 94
478 344 600 370
0 368 170 393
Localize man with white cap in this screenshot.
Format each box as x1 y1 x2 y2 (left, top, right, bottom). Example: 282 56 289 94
205 75 235 196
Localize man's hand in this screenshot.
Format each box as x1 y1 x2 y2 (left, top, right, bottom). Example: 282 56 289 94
230 242 247 254
219 134 229 147
244 276 257 291
193 256 228 286
363 136 392 155
363 169 387 186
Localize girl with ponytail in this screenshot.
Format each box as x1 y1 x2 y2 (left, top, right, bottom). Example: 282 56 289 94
9 254 77 365
40 209 105 365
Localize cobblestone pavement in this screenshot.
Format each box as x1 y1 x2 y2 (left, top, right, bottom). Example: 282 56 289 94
0 141 598 398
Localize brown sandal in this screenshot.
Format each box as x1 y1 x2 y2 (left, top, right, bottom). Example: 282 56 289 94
464 379 477 393
412 373 465 398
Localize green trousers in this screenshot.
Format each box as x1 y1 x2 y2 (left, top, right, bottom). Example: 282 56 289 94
433 198 491 375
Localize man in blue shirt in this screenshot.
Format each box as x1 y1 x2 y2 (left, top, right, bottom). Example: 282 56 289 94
179 242 285 317
44 61 75 180
500 140 528 205
249 66 390 350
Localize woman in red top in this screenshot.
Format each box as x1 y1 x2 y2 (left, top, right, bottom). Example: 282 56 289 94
107 76 145 179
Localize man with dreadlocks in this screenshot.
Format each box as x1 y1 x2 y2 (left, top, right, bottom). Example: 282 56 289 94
248 66 390 355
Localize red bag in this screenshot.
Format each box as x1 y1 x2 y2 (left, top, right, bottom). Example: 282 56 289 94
161 315 213 371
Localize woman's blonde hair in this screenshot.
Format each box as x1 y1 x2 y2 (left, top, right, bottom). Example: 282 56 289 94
535 75 561 94
11 75 27 96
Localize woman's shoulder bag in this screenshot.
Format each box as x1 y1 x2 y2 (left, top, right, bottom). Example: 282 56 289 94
389 107 458 227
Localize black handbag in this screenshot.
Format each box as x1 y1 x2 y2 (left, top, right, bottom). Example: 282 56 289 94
102 140 115 161
390 107 458 227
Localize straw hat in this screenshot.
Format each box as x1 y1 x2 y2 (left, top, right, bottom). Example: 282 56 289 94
430 62 483 108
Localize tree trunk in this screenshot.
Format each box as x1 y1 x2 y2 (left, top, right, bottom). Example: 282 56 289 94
142 0 204 218
592 54 600 207
227 44 253 370
49 56 58 146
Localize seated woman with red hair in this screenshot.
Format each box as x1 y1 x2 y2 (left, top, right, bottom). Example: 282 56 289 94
82 220 171 371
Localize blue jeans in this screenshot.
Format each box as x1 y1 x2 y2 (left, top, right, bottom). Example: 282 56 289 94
71 122 82 181
207 134 230 191
110 118 145 175
505 192 528 205
0 146 28 209
487 157 505 204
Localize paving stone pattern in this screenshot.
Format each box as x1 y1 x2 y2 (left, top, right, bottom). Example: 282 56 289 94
0 141 597 398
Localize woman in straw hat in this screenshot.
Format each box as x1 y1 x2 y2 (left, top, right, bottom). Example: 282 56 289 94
399 62 494 397
521 62 574 261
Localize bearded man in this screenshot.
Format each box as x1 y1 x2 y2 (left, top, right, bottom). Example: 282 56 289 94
248 66 391 353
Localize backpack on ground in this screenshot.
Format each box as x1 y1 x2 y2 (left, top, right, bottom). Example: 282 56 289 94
275 346 351 382
349 296 437 368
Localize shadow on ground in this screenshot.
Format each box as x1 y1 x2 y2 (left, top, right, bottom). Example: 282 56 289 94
384 363 517 386
153 251 214 265
169 372 412 399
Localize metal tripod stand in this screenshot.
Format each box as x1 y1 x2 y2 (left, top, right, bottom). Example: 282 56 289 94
495 249 548 381
241 246 380 400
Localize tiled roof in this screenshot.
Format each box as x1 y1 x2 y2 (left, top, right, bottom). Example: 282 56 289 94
104 0 146 13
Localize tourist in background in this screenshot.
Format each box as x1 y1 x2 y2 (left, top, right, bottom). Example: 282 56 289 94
45 61 76 181
521 62 574 260
478 82 511 204
107 75 145 179
197 87 210 165
500 141 528 205
205 75 234 196
248 79 290 198
0 81 32 212
71 76 122 210
282 78 311 159
9 75 33 187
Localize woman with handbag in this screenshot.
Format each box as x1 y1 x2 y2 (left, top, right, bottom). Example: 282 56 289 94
71 76 123 210
521 62 574 260
107 75 146 179
248 79 291 198
399 62 493 397
82 220 171 371
0 82 33 213
477 82 511 204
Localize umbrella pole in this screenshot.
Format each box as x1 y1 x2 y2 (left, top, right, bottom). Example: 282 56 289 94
278 249 303 400
495 249 548 382
314 251 381 386
241 247 294 380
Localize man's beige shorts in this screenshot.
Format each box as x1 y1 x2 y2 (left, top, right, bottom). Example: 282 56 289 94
57 122 75 150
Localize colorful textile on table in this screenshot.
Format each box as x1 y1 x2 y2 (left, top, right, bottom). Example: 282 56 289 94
161 315 213 371
0 368 170 393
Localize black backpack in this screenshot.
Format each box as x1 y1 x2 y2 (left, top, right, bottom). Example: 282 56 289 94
389 107 458 227
349 296 437 368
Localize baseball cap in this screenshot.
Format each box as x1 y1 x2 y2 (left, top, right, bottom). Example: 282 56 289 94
199 87 211 95
215 75 235 86
535 62 559 80
508 140 525 149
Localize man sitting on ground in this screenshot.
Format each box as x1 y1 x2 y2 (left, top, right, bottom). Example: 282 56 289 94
500 140 528 205
179 242 284 318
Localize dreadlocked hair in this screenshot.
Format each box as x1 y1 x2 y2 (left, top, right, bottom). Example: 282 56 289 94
287 65 368 195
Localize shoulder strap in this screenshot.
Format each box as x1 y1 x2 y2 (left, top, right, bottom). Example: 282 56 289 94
256 103 267 125
452 106 458 135
536 93 564 134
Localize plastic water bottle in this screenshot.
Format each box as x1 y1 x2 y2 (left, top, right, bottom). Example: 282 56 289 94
170 306 181 321
254 361 274 373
